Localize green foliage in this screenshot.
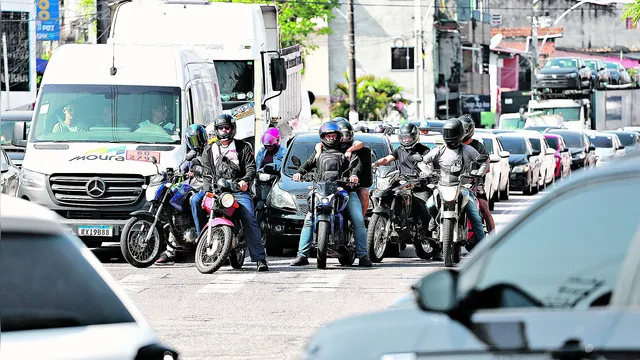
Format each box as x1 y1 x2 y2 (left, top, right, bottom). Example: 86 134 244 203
311 107 324 118
330 74 408 121
623 1 640 26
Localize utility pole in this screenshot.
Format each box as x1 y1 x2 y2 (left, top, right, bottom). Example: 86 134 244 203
347 0 358 123
414 0 423 119
530 0 539 88
96 0 110 44
2 33 10 111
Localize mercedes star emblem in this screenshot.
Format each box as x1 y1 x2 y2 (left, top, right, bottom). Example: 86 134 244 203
85 178 107 198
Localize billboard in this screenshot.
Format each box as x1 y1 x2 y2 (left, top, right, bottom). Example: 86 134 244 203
36 0 60 41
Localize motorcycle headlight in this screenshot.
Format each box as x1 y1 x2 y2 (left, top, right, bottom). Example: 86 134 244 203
19 168 46 188
269 183 296 210
315 193 333 206
220 192 235 208
512 164 529 173
440 185 458 202
258 173 272 182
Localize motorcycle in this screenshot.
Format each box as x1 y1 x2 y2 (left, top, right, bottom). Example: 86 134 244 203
120 150 200 268
253 163 279 249
194 178 246 274
367 165 435 263
291 155 358 269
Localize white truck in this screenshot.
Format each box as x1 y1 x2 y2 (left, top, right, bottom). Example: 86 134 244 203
528 98 590 131
109 0 308 147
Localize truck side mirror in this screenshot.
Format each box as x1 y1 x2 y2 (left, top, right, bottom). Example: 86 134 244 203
12 121 28 147
270 57 287 92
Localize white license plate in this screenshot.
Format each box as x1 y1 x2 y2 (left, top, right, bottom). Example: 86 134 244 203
77 225 114 237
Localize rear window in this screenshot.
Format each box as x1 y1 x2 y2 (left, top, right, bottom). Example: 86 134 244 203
590 136 613 148
528 138 541 152
499 136 527 154
0 232 135 332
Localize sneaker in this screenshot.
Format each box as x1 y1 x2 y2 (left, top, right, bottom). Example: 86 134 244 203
257 259 269 272
358 256 373 267
155 253 174 265
290 256 309 266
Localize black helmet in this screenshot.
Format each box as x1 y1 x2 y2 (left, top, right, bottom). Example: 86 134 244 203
459 114 475 142
374 124 385 133
319 121 342 149
398 123 419 149
213 113 236 141
185 124 207 151
333 117 354 144
442 118 465 149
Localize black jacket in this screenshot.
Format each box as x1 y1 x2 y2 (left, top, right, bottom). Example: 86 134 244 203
297 150 361 182
202 139 256 192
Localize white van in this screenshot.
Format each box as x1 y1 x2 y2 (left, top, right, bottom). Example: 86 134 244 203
12 43 222 246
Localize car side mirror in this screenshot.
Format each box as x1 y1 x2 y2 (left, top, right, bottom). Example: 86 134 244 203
489 154 501 163
262 163 279 175
589 145 596 152
619 145 626 150
580 64 586 69
270 57 287 92
413 268 458 313
11 121 28 147
561 148 569 153
291 155 302 168
1 161 8 173
546 148 556 155
499 150 510 158
531 150 541 156
599 67 605 71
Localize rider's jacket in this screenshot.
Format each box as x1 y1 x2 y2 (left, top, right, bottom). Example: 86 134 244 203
465 138 490 193
298 148 361 183
256 145 287 171
202 139 256 192
393 143 431 177
180 151 205 190
422 144 488 176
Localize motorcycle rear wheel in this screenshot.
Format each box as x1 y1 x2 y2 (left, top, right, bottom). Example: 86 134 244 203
195 226 233 274
316 221 330 269
120 215 166 268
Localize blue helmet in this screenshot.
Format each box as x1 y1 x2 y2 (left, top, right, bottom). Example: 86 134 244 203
185 124 207 151
319 121 342 149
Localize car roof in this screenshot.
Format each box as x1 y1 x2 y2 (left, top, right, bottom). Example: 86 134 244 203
548 129 581 135
497 132 527 138
543 133 562 139
1 111 33 121
1 195 70 235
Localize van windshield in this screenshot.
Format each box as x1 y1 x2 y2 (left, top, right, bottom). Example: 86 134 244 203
31 84 181 144
539 107 580 121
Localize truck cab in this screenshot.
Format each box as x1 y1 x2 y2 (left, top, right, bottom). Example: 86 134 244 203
528 98 590 131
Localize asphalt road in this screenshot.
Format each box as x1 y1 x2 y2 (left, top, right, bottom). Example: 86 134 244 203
99 191 544 360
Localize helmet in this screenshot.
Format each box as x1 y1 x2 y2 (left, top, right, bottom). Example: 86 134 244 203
398 123 420 149
261 127 280 146
213 113 236 141
459 114 475 142
333 118 354 144
185 124 207 151
319 122 342 149
418 120 430 134
205 123 217 144
357 125 369 133
442 118 465 149
374 124 385 133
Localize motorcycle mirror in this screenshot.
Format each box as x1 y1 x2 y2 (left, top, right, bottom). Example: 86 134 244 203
291 155 302 168
151 156 158 165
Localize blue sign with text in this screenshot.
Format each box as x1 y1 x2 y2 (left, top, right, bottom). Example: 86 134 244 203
36 0 60 41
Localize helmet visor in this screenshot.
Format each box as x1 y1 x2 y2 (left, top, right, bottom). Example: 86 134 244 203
399 133 417 146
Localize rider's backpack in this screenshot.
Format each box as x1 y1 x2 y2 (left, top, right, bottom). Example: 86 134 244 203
316 149 346 182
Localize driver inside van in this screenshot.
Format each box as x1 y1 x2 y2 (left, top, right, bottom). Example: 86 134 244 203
136 103 176 135
52 104 87 132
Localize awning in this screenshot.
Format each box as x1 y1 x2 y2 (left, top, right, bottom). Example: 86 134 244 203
36 58 48 73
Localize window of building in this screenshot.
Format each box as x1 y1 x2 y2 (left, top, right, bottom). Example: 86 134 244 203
391 47 414 70
491 14 502 26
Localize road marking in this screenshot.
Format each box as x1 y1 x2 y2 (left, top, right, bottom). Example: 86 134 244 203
119 274 152 293
197 273 257 294
295 273 346 292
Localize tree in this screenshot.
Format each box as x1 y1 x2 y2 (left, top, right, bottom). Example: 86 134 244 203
623 1 640 26
331 74 409 121
210 0 340 52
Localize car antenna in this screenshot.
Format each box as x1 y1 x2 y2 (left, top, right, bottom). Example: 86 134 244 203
110 40 117 76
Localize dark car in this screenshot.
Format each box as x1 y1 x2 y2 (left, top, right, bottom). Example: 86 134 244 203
264 132 394 256
605 130 640 153
584 59 611 89
547 129 596 170
535 57 593 91
605 61 632 85
497 133 542 195
409 119 446 134
1 110 32 167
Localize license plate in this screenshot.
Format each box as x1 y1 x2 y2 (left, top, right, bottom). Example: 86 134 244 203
125 150 161 163
77 225 113 237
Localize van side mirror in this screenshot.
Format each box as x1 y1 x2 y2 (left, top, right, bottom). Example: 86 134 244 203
619 145 626 150
11 121 28 147
270 57 287 92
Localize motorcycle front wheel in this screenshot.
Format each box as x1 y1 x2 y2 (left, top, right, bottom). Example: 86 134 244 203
120 215 166 268
195 225 233 274
442 218 455 267
366 214 388 263
316 221 330 269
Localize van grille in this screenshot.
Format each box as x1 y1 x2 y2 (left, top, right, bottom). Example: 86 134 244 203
49 174 145 207
55 210 132 220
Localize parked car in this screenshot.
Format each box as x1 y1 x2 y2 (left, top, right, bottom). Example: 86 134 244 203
543 133 572 179
605 130 640 154
536 57 593 91
547 129 597 170
265 132 394 256
1 110 32 167
0 195 178 359
584 59 611 89
497 133 542 195
520 130 556 187
590 132 626 166
618 126 640 135
474 132 511 205
300 154 640 360
1 147 19 196
605 61 632 85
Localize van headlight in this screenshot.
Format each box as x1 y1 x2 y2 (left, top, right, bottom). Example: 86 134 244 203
440 185 458 202
20 168 46 188
269 183 296 210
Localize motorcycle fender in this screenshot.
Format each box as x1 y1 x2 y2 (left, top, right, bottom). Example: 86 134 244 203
441 210 458 219
202 218 235 232
128 210 156 222
256 201 266 210
316 214 331 222
373 205 391 215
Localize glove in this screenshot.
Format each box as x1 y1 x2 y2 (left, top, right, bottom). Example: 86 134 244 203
419 172 428 179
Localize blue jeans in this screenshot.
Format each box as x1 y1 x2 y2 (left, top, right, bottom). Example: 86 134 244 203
233 192 266 262
427 188 485 243
297 191 367 258
190 191 206 232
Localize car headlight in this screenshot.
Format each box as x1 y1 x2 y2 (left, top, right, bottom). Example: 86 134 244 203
440 185 458 202
565 72 578 78
220 192 235 208
269 183 296 210
19 168 46 188
512 164 529 173
578 152 586 159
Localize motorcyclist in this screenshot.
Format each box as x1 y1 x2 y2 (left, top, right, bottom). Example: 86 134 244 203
421 118 487 248
155 124 207 265
313 118 371 216
256 126 286 171
201 114 269 272
372 123 432 234
459 114 495 235
289 122 373 267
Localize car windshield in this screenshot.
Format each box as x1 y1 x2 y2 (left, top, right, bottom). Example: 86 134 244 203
31 84 181 144
528 138 541 152
613 132 637 147
585 61 598 72
543 58 577 68
539 107 581 121
606 62 618 70
545 137 559 150
553 132 583 148
590 136 613 148
499 136 527 154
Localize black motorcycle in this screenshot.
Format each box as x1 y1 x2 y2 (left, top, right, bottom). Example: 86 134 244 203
253 163 280 251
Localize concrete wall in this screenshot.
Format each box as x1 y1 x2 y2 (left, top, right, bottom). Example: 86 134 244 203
490 0 640 50
301 32 331 122
328 0 436 118
593 89 640 130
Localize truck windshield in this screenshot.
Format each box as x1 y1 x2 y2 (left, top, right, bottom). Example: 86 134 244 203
540 107 580 121
214 61 255 110
31 85 181 144
500 117 525 129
